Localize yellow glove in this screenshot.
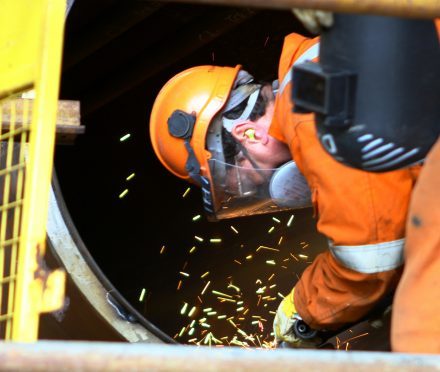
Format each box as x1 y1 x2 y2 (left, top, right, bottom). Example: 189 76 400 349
273 288 321 348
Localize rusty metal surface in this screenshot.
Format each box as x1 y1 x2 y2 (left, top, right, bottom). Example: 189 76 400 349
0 341 440 371
157 0 440 18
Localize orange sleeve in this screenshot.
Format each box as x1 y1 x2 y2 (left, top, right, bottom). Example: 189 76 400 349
295 251 402 330
392 139 440 353
269 33 319 144
291 122 419 329
270 32 418 330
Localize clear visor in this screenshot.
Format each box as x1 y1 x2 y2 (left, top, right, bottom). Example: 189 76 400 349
208 156 312 220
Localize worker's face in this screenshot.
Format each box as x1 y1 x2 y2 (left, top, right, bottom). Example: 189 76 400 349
229 86 291 187
208 85 300 219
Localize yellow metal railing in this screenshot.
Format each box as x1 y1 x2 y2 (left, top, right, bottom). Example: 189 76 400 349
0 0 66 341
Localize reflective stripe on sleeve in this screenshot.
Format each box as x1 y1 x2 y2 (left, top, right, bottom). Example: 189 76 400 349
329 239 405 274
278 43 320 95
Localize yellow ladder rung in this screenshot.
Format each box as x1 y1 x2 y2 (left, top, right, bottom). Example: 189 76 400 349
0 126 30 141
0 313 13 322
0 162 26 177
0 199 23 212
0 237 20 248
0 275 16 285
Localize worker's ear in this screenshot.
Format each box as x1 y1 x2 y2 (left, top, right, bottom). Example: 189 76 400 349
231 122 268 145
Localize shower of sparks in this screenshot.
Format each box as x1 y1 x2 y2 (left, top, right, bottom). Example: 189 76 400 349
152 187 345 350
179 327 186 337
188 306 197 317
182 187 191 198
212 290 232 298
118 189 129 199
256 246 279 252
290 253 299 262
126 173 135 181
341 332 369 345
119 133 131 142
181 302 188 315
228 284 240 293
264 35 270 47
139 288 146 302
201 281 211 295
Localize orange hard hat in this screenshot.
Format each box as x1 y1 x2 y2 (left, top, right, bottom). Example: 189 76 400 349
150 65 312 220
150 65 241 183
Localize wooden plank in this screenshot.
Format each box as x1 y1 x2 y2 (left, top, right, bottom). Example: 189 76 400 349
1 99 84 145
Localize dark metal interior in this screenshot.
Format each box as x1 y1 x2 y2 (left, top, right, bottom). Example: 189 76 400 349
52 0 391 349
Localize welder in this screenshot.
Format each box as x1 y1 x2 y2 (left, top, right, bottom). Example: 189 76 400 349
149 16 438 352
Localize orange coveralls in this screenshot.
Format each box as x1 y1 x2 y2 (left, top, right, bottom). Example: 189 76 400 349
391 138 440 353
391 19 440 353
269 34 419 330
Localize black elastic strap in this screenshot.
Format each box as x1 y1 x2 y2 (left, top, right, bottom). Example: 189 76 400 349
168 110 202 185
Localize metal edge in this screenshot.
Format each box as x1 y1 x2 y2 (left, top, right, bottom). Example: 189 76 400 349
46 172 175 343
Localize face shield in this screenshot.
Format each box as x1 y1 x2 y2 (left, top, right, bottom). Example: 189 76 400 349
208 157 312 220
204 70 311 220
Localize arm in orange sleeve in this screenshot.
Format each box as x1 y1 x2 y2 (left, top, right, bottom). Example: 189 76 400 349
270 32 419 331
295 252 402 330
392 138 440 353
290 123 419 330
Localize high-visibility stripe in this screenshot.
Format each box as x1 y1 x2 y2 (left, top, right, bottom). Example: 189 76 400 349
329 239 405 274
278 43 320 95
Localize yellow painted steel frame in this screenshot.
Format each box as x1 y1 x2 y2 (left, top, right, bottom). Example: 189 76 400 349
0 0 66 341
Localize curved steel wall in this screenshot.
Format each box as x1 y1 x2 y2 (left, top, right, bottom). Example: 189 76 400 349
41 174 174 343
